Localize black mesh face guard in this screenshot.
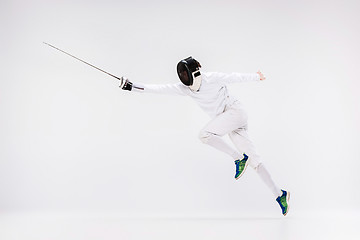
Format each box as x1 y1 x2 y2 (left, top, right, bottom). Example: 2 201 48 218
177 56 201 86
177 60 191 86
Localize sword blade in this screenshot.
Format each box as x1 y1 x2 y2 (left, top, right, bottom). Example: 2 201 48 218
43 42 121 80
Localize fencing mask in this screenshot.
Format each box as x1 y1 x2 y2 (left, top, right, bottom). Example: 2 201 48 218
177 56 202 92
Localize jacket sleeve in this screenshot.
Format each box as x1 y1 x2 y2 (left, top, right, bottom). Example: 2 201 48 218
205 72 260 84
132 82 187 96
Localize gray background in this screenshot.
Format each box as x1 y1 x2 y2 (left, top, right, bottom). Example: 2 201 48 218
1 0 359 218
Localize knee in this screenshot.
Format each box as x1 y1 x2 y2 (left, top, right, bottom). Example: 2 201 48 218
198 130 213 144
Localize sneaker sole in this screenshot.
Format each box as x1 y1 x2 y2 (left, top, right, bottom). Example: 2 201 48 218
235 159 249 180
283 191 290 216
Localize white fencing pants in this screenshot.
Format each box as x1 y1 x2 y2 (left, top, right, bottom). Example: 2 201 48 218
199 102 261 168
199 102 282 197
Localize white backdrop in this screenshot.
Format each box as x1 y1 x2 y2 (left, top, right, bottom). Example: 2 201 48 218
1 0 359 218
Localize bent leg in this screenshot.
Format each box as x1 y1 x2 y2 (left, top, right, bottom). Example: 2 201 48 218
199 107 248 160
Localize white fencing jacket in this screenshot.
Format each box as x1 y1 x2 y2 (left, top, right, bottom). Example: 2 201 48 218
132 72 260 118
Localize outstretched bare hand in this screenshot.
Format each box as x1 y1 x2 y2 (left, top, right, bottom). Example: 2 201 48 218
257 71 266 81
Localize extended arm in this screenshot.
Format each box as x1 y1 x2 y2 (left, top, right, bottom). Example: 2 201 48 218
205 71 265 84
119 77 186 96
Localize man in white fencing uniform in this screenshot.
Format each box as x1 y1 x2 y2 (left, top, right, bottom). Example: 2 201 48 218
119 56 290 216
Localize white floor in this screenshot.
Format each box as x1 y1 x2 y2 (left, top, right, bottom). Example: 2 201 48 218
0 211 359 240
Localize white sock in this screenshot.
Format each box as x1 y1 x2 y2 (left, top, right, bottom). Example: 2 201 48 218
256 163 282 198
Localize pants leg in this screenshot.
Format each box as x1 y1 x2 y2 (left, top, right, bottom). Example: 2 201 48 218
199 104 248 160
228 128 261 169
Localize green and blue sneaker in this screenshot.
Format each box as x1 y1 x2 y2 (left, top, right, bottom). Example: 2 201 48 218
276 190 290 216
234 153 249 180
